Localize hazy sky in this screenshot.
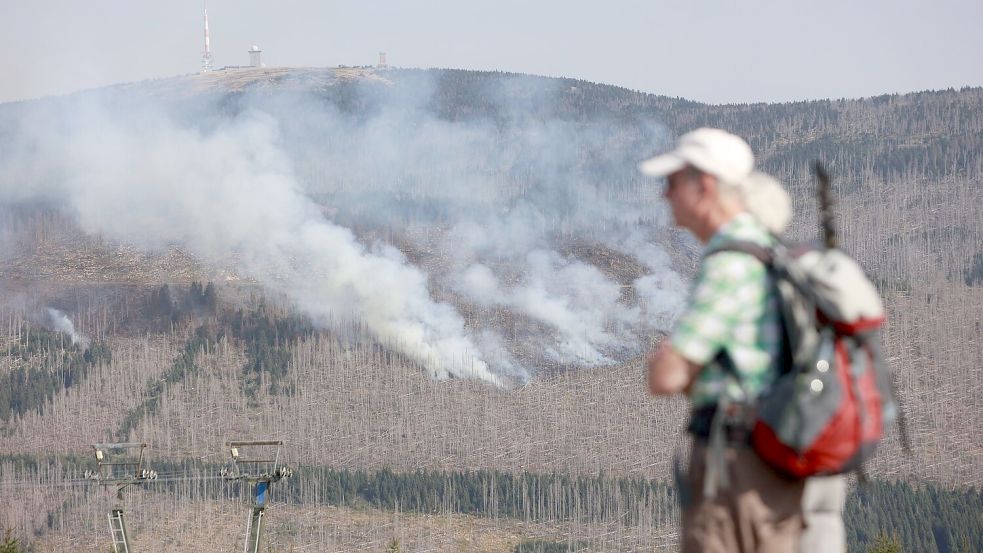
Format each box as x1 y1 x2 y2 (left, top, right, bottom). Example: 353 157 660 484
1 0 981 105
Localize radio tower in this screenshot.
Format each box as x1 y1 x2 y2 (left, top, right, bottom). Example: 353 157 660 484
201 2 214 72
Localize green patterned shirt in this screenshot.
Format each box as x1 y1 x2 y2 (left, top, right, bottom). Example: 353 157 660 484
671 213 783 408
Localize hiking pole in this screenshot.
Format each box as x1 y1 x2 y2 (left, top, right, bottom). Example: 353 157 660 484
814 161 915 463
814 161 837 250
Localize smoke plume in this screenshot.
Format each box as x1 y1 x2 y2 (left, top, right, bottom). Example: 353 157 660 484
0 69 686 383
44 308 88 347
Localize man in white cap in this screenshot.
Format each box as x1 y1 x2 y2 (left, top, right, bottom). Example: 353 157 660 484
641 128 804 553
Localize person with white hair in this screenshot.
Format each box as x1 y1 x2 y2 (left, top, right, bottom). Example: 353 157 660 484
641 128 803 553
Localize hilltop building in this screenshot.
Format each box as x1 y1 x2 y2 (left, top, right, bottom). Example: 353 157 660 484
249 46 263 68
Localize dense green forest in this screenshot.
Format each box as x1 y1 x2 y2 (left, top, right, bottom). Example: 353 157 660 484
846 480 982 553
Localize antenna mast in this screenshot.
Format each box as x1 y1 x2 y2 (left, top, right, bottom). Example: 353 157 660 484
201 2 214 72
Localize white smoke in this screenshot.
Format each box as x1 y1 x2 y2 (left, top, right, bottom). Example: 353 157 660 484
0 70 687 383
615 230 690 332
454 251 638 365
63 107 495 383
45 308 88 347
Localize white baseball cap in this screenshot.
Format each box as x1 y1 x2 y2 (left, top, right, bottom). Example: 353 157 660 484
639 128 754 184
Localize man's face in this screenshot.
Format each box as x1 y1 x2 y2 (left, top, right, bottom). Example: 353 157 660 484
663 167 704 231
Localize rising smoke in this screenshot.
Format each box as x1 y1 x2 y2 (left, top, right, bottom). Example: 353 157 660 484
0 69 686 384
44 308 88 347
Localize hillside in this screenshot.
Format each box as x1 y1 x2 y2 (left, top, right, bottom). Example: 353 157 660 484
0 67 980 552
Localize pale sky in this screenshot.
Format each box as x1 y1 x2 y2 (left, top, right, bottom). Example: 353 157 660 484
1 0 981 105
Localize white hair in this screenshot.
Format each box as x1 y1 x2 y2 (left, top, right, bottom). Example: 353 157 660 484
719 171 792 235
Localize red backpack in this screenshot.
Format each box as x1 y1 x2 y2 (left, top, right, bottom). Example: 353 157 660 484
707 241 903 478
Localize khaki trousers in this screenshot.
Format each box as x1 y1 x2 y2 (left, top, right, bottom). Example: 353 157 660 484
680 441 804 553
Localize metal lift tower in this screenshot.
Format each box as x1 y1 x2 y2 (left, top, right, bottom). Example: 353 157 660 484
222 440 293 553
85 443 158 553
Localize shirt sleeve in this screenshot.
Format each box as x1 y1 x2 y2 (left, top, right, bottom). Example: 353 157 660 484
671 252 767 366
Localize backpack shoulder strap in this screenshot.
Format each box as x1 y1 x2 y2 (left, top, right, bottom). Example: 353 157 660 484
704 240 775 266
706 239 797 380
